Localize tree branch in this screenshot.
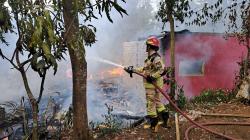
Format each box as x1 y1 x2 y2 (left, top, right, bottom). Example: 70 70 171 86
25 63 31 72
1 49 20 70
16 50 35 101
37 70 47 103
11 47 18 62
20 58 32 67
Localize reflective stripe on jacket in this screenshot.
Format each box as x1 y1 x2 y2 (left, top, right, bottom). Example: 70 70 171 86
135 53 165 89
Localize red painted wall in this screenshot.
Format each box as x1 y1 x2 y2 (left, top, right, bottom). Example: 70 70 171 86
164 33 247 97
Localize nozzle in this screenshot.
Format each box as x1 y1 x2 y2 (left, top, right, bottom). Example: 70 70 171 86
124 66 134 77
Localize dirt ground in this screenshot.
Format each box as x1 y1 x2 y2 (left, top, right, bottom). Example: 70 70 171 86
96 101 250 140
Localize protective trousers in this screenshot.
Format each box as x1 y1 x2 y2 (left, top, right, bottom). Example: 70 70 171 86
146 88 166 117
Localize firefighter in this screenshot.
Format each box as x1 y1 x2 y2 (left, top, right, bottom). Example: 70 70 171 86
124 36 169 131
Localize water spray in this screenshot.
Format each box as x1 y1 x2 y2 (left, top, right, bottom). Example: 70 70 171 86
88 57 124 68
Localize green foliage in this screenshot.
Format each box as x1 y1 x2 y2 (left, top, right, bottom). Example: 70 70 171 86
156 0 190 26
79 25 96 46
26 9 61 75
187 0 249 43
190 0 248 26
177 85 187 109
190 89 236 105
0 0 12 45
89 104 122 138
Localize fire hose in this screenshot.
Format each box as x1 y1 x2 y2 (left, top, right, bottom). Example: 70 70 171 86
129 70 250 140
185 122 250 140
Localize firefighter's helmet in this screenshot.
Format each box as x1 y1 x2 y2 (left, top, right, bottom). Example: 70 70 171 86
146 36 160 48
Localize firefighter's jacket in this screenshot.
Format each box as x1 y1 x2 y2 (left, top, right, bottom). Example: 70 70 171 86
135 53 165 89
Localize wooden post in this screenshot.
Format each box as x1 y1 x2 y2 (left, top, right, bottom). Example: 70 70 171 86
175 113 180 140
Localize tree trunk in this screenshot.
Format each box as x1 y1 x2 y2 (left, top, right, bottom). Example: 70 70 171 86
21 97 28 136
168 13 176 100
69 49 88 140
20 71 39 140
19 72 39 140
63 0 89 139
167 14 180 140
31 102 39 140
16 51 39 140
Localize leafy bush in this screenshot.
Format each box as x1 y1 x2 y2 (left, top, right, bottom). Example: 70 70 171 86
190 89 236 105
176 85 187 109
177 92 187 109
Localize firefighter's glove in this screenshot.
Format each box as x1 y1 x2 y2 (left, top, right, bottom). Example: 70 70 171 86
124 66 134 77
146 75 156 83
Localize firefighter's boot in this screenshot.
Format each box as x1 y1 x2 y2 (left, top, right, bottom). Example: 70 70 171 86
160 111 169 128
143 116 159 132
157 113 164 125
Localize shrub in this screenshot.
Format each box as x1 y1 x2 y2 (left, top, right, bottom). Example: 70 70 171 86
176 85 187 109
190 89 236 105
90 104 122 138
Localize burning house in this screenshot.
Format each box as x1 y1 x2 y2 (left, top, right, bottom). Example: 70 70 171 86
122 30 247 97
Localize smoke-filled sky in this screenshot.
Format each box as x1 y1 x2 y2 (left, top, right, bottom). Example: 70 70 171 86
0 0 240 121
